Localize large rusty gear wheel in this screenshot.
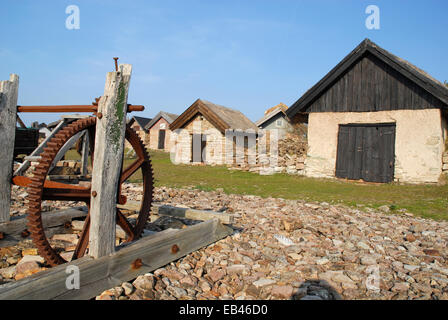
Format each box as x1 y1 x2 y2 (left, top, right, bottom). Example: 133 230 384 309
26 116 154 266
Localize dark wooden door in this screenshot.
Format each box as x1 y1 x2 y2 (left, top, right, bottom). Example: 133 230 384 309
335 123 395 183
191 134 207 163
158 130 166 149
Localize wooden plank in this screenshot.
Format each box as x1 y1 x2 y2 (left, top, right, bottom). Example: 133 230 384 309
24 156 42 161
0 207 87 244
156 205 234 225
14 120 66 176
60 114 91 120
335 126 349 178
0 218 233 300
0 225 68 248
303 51 446 113
48 130 84 172
288 40 448 117
0 74 19 223
118 201 234 225
352 127 364 180
89 64 132 258
80 131 89 176
346 126 357 180
16 115 26 128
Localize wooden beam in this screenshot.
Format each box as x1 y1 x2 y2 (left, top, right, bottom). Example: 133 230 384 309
0 207 87 247
48 130 84 172
0 225 69 248
14 119 66 176
156 205 234 225
0 218 233 300
117 201 234 225
0 74 19 223
80 131 89 176
89 64 132 258
24 156 42 162
16 115 26 128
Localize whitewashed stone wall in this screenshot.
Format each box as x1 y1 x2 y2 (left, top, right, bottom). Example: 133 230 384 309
170 115 226 165
305 109 446 184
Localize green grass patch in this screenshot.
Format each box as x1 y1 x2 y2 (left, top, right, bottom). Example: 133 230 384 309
65 149 448 221
147 150 448 221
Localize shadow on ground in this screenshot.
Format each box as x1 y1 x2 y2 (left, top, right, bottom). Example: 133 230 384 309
292 280 343 300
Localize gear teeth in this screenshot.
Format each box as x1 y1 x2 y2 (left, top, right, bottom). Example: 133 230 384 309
28 188 41 195
46 142 60 148
28 201 42 209
23 116 153 267
124 125 154 238
25 117 97 267
33 168 48 175
41 153 54 160
43 147 58 153
27 195 41 202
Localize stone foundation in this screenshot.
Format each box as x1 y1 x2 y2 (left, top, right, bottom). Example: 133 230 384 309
443 152 448 173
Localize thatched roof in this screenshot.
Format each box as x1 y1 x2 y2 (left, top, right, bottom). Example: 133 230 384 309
287 38 448 117
263 102 288 116
170 99 258 133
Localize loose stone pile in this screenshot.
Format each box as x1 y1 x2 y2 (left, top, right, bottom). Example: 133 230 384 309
2 185 447 300
98 186 448 300
229 133 308 176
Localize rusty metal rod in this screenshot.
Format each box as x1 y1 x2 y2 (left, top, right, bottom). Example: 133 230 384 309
17 104 144 113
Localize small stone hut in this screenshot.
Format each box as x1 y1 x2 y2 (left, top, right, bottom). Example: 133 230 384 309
128 116 152 142
286 39 448 183
169 99 258 165
145 111 179 152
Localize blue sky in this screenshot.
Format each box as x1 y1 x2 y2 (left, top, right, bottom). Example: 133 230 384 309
2 0 447 125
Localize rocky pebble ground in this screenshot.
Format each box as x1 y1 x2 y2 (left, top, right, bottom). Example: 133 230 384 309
1 184 447 300
97 185 448 300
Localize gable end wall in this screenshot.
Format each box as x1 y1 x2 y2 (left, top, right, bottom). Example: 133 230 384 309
305 109 444 183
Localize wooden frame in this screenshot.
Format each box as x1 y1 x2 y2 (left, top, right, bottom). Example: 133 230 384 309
0 74 19 223
0 218 232 300
0 208 87 248
0 66 235 300
118 201 234 225
89 64 132 258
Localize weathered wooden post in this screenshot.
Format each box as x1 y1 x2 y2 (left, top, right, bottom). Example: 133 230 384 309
80 132 89 176
89 65 132 258
0 74 19 223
